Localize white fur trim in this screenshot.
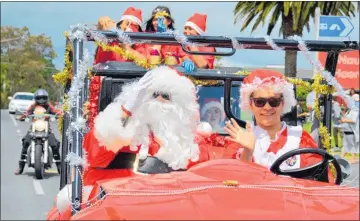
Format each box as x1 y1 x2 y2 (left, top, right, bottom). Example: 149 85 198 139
185 21 205 35
252 124 303 169
197 122 212 138
201 101 225 121
56 184 94 213
120 15 142 26
94 80 141 149
239 76 296 114
197 122 212 134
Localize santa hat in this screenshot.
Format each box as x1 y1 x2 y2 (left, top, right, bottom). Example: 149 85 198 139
185 13 207 35
200 98 225 122
239 69 296 114
117 7 143 28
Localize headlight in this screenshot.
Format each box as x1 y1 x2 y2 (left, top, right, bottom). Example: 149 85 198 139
34 120 46 131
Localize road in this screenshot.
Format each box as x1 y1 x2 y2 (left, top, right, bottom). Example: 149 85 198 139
1 110 61 220
0 109 359 220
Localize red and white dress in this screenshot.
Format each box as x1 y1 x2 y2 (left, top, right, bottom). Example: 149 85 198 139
206 123 319 169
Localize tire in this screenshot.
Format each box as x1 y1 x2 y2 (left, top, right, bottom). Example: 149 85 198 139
9 111 15 114
34 144 45 179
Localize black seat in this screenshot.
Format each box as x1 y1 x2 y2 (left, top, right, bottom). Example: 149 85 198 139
98 77 133 112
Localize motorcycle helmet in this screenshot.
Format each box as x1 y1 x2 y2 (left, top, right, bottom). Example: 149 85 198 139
34 89 49 106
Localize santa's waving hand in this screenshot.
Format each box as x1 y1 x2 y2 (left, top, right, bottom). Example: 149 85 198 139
122 69 154 114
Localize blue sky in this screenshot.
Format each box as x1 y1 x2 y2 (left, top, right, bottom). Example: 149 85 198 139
1 2 359 70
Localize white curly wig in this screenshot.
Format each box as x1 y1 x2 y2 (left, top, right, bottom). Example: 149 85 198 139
239 69 296 114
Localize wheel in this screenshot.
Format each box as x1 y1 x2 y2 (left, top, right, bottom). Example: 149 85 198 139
270 148 342 185
9 111 15 114
34 144 45 179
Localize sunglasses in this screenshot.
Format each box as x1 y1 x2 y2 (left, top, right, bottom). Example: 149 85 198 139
152 92 171 101
251 96 283 108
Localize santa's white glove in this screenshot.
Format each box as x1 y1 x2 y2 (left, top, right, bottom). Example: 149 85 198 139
123 70 153 113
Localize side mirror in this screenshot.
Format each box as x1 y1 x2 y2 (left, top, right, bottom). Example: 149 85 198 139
8 96 12 100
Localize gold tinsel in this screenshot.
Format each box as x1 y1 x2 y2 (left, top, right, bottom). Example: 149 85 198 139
57 95 69 134
154 11 170 18
96 42 156 70
310 73 335 176
53 41 73 85
289 73 335 176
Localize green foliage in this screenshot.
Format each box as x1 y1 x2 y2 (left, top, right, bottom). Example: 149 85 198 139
295 84 312 111
234 2 355 35
0 26 62 108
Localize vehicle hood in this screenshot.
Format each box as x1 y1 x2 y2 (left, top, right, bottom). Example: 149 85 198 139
73 160 359 220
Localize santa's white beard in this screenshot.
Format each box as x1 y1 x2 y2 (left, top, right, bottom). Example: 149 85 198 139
135 100 200 170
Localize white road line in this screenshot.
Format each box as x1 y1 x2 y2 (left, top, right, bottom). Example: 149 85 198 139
16 129 21 134
33 180 45 195
10 114 18 127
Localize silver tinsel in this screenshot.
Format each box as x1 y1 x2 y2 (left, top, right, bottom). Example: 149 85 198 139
165 29 209 47
264 35 283 51
289 35 355 109
65 152 87 168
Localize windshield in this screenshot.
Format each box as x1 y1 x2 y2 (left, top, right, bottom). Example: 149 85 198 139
14 95 34 100
198 84 251 133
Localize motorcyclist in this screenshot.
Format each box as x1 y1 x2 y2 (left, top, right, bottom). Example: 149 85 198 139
14 89 62 175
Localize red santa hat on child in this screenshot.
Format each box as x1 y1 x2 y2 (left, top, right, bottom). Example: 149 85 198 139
184 13 207 35
201 98 225 122
239 69 296 114
118 7 143 28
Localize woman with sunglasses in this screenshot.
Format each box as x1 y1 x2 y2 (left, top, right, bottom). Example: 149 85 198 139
223 69 321 170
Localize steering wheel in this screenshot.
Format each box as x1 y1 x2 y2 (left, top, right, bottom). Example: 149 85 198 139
270 148 343 185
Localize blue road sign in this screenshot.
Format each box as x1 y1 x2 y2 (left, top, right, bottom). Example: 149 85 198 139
319 16 354 37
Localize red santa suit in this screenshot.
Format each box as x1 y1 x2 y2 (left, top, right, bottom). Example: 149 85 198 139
178 13 216 69
94 7 146 64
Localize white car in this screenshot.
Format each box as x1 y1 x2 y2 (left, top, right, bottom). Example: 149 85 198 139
8 92 35 114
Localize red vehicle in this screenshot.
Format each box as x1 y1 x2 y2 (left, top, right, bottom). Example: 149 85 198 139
48 29 359 220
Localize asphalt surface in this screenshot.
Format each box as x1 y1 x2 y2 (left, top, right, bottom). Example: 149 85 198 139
1 110 61 220
0 109 359 220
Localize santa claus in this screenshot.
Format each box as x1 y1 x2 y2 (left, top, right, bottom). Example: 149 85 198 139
52 66 211 218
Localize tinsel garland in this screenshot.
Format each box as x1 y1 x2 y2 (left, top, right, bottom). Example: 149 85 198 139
95 42 156 69
53 41 73 85
57 95 69 136
87 75 101 130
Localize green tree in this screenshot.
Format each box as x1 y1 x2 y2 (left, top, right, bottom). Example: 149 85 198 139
234 2 356 77
1 26 62 108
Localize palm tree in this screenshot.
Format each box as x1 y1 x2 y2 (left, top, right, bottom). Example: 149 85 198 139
234 2 356 77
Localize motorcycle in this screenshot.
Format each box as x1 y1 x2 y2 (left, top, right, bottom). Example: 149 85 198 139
19 107 60 179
